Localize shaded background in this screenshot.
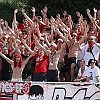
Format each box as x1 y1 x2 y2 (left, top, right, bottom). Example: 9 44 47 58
0 0 100 26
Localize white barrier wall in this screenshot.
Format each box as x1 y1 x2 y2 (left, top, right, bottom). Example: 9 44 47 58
0 82 100 100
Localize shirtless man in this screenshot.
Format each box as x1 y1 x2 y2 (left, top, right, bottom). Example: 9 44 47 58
56 28 83 81
57 38 67 81
35 37 62 82
0 51 34 81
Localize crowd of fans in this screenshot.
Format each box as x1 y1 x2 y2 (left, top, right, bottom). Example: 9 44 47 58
0 6 100 83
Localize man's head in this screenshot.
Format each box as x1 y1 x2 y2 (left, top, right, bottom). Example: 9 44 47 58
71 32 77 40
87 36 96 47
39 37 45 45
2 46 8 54
22 18 28 25
50 42 57 52
88 28 95 36
88 59 95 68
24 48 30 56
38 48 44 56
57 38 63 49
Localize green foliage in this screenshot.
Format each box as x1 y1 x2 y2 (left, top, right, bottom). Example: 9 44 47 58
0 0 31 25
0 2 14 26
0 0 100 26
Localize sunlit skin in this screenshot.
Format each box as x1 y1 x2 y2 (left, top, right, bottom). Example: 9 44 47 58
70 35 78 49
50 46 56 53
57 41 62 50
57 41 67 81
67 34 80 81
48 45 61 70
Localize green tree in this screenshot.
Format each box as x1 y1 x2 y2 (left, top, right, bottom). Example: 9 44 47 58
0 0 100 25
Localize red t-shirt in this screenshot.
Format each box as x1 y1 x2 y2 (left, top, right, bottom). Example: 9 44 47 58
34 54 48 73
17 23 24 32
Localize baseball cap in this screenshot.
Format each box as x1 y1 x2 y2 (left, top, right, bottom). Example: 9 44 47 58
40 37 45 41
57 38 63 43
72 32 77 37
51 42 57 49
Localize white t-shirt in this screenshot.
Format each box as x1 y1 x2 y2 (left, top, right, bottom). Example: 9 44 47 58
77 43 85 60
82 44 100 65
84 66 100 82
78 66 88 78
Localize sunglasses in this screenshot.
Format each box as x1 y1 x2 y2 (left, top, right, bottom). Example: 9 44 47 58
88 38 93 41
90 62 95 64
72 35 77 37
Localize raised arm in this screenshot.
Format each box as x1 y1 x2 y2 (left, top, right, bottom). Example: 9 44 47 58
92 17 100 30
22 52 34 66
12 9 18 31
41 6 48 24
79 25 88 44
33 22 41 38
0 52 13 65
44 33 51 47
86 9 93 20
31 7 36 20
54 27 68 43
5 21 16 36
21 39 33 53
93 7 97 20
22 8 33 24
35 36 50 55
14 9 18 22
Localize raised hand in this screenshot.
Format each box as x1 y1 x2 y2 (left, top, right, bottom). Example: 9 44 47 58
50 16 55 23
76 11 81 17
43 6 48 14
63 10 67 16
14 9 18 14
86 9 90 15
41 10 44 15
93 7 97 13
31 7 35 13
68 15 72 22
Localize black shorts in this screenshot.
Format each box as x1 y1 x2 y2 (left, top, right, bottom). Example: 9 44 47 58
57 62 65 71
64 57 77 71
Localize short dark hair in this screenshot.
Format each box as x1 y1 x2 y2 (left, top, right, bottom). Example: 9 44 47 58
83 18 87 21
80 59 85 63
88 59 95 66
22 30 27 34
